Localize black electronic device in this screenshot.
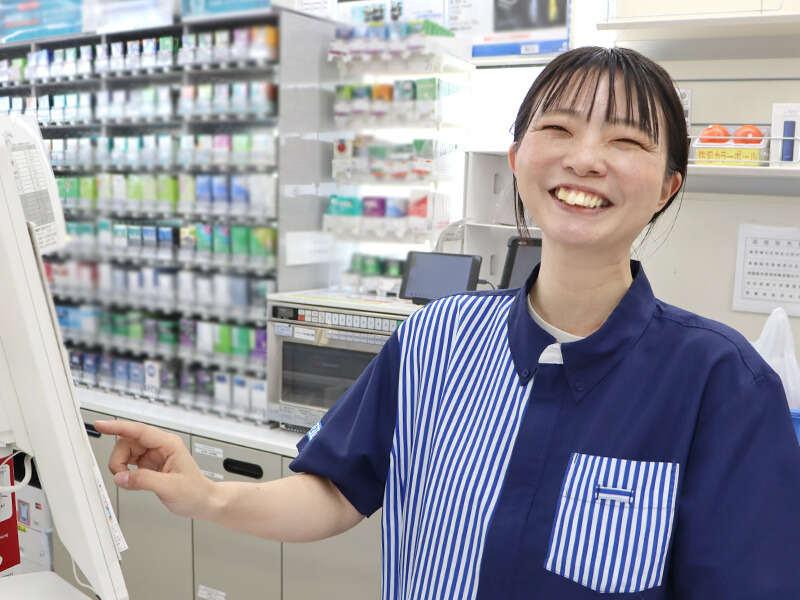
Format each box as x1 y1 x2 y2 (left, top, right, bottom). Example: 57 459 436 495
499 236 542 289
399 251 482 305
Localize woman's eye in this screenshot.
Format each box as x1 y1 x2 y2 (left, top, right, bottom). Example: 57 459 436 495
543 125 568 132
615 138 645 148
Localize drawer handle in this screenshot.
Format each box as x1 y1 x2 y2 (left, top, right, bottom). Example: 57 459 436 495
84 423 101 438
223 458 263 480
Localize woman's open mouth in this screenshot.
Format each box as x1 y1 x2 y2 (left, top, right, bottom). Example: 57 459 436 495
549 186 613 213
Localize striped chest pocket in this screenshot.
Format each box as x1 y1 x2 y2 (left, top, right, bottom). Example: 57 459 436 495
544 453 680 594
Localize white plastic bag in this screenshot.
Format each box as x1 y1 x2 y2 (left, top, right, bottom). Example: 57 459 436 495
751 308 800 410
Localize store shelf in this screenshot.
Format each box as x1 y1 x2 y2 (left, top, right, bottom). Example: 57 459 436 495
54 163 277 175
51 287 267 325
597 11 800 34
684 164 800 196
76 386 301 458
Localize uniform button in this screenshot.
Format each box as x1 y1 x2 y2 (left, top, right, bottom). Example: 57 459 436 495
522 369 531 378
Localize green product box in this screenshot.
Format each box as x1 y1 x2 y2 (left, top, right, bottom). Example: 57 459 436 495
111 312 129 337
157 319 178 345
62 177 80 207
56 178 66 203
127 175 143 202
141 174 157 203
128 311 144 340
249 227 275 258
79 176 97 205
232 133 251 153
414 78 439 102
178 174 195 205
231 325 253 357
196 223 213 253
231 226 251 257
159 36 176 52
213 323 232 355
100 309 113 336
213 224 231 255
157 174 178 208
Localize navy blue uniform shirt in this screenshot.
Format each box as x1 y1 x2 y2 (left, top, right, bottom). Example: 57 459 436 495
291 261 800 599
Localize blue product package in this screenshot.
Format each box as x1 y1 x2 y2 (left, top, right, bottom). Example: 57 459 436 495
113 358 129 386
83 352 99 385
99 353 114 380
128 361 145 388
69 350 83 374
142 225 158 248
212 175 229 205
196 175 212 205
230 275 249 307
230 175 249 208
157 226 176 249
56 305 70 329
782 121 796 161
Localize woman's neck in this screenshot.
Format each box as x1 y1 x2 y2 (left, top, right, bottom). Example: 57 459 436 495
529 251 633 338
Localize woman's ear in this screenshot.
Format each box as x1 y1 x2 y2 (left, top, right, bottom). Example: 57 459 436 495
658 170 683 210
508 142 518 175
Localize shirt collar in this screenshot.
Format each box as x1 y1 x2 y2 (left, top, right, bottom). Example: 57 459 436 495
507 260 657 401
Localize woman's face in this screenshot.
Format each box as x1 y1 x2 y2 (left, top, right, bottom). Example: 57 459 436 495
509 73 682 258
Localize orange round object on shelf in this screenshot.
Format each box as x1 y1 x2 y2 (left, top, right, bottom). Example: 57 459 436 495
699 124 731 143
732 124 763 144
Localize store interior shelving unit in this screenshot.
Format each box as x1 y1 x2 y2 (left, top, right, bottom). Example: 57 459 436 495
0 8 337 436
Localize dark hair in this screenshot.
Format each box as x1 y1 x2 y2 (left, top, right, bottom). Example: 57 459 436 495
511 46 688 237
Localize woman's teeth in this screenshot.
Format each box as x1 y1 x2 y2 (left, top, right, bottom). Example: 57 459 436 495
555 187 610 209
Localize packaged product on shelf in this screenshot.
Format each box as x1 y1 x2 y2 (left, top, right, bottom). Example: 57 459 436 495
179 134 195 165
248 377 268 422
230 28 250 61
64 138 79 166
9 57 25 83
195 368 214 411
213 134 232 165
251 328 267 361
157 318 178 349
62 177 79 210
110 42 125 72
388 143 413 180
111 174 126 211
112 224 128 250
125 174 142 212
178 270 195 303
178 174 196 214
157 175 178 213
63 93 77 122
196 134 213 165
141 38 157 69
78 176 96 210
64 47 78 77
179 85 196 116
128 360 145 395
178 364 196 408
95 90 110 121
229 175 249 215
231 325 252 359
97 262 112 291
157 36 176 68
195 274 213 305
97 353 113 388
371 84 393 119
127 225 143 254
139 134 156 166
213 29 231 63
157 134 175 166
156 268 177 301
159 361 178 403
126 89 142 120
368 144 389 179
323 195 362 236
0 97 9 115
196 83 213 115
110 136 125 165
141 174 157 212
229 82 248 115
248 278 273 313
334 85 352 124
178 34 197 66
12 96 26 115
212 175 230 215
128 310 144 341
77 92 92 122
112 357 129 392
213 83 230 114
362 196 387 236
125 40 142 71
213 372 232 414
157 85 174 118
36 95 49 123
231 374 249 418
50 138 64 166
230 275 249 308
213 272 232 306
128 136 142 168
250 132 275 166
350 85 371 119
179 225 197 261
248 174 277 218
249 227 276 268
212 223 232 257
78 45 93 76
141 225 157 258
411 138 435 179
97 219 112 248
83 352 99 386
144 359 161 396
407 190 431 232
214 323 232 355
195 174 212 212
196 223 213 258
51 94 66 123
157 226 177 259
69 349 83 383
249 25 278 62
231 225 251 260
50 49 65 78
78 138 93 166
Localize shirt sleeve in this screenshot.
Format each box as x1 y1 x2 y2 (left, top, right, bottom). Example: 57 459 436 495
288 330 401 517
667 364 800 598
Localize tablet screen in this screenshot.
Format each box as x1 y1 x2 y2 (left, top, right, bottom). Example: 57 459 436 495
400 252 481 303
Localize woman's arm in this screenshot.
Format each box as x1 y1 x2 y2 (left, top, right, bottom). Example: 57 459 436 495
94 419 364 542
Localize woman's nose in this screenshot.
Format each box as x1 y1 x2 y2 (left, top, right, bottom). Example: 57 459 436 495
561 139 607 177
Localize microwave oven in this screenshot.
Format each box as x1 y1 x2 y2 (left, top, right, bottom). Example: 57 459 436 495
267 290 420 431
